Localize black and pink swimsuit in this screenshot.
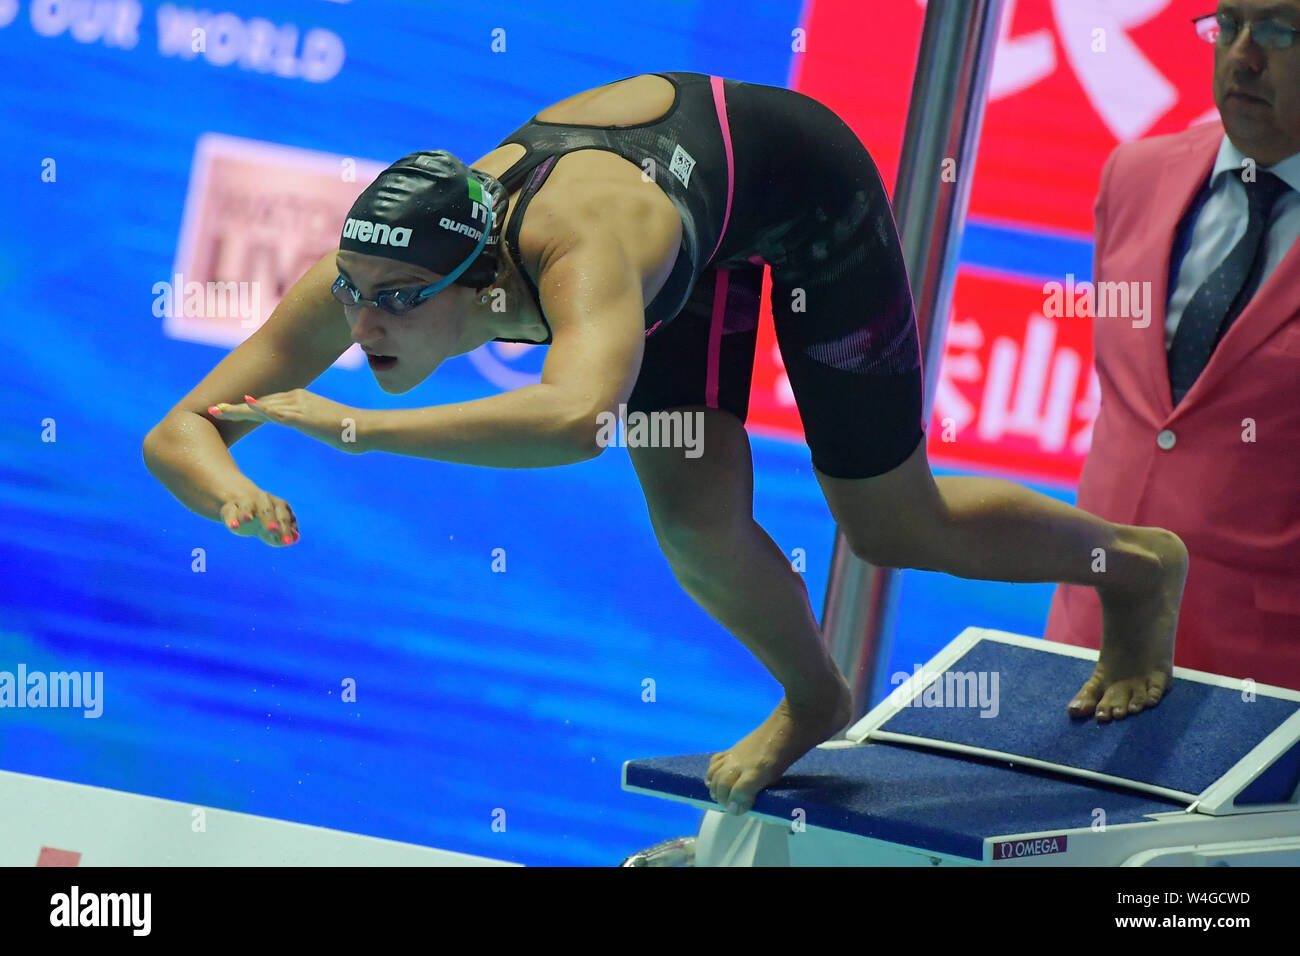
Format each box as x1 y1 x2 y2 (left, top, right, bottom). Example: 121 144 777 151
491 71 923 479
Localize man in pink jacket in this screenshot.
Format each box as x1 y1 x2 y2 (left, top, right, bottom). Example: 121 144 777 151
1045 3 1300 689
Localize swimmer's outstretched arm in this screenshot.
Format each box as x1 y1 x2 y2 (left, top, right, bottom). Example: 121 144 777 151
215 380 601 467
216 238 648 470
362 382 614 467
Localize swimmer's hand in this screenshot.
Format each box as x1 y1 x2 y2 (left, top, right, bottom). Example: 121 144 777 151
218 487 300 547
207 389 365 455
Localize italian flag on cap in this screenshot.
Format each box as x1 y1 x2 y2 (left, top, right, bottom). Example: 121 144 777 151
467 176 484 203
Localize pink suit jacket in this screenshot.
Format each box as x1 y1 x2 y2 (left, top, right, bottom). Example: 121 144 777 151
1043 119 1300 690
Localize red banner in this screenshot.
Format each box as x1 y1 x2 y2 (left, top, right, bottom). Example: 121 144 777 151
793 0 1218 235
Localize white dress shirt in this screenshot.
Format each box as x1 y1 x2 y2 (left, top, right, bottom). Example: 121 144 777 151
1165 137 1300 349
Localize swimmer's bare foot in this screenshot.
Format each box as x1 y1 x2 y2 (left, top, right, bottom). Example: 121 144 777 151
706 667 854 816
1068 527 1188 723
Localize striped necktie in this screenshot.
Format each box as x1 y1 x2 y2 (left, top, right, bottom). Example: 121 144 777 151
1167 170 1292 406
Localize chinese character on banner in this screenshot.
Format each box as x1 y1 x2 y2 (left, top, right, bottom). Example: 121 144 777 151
793 0 1217 235
930 269 1099 483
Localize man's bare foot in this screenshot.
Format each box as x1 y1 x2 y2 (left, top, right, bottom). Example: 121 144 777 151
705 667 854 816
1068 527 1188 723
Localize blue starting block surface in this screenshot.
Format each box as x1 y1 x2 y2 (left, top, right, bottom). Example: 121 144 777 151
622 630 1300 862
623 745 1182 860
871 639 1300 799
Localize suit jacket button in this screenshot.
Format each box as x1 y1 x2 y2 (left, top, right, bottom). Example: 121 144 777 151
1156 429 1176 450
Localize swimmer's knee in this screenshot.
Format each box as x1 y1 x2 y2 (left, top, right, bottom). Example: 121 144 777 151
844 530 914 570
651 511 747 570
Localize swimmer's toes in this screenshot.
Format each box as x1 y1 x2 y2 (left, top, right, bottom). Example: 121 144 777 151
728 777 763 815
1067 675 1103 719
1096 683 1135 723
1148 671 1170 700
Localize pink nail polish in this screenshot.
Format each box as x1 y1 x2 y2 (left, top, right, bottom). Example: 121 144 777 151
267 522 279 531
245 395 258 404
209 405 222 415
230 521 239 528
281 535 291 545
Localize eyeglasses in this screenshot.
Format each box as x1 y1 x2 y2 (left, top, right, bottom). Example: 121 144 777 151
1192 11 1300 49
331 274 444 316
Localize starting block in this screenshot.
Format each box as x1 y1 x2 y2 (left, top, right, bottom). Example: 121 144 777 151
0 770 518 866
622 629 1300 866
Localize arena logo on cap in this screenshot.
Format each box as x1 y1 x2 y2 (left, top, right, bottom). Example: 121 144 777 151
342 217 413 247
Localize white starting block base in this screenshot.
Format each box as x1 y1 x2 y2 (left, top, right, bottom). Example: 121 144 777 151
0 769 518 866
693 801 1300 867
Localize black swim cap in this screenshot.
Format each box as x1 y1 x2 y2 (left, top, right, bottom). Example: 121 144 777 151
339 150 508 290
